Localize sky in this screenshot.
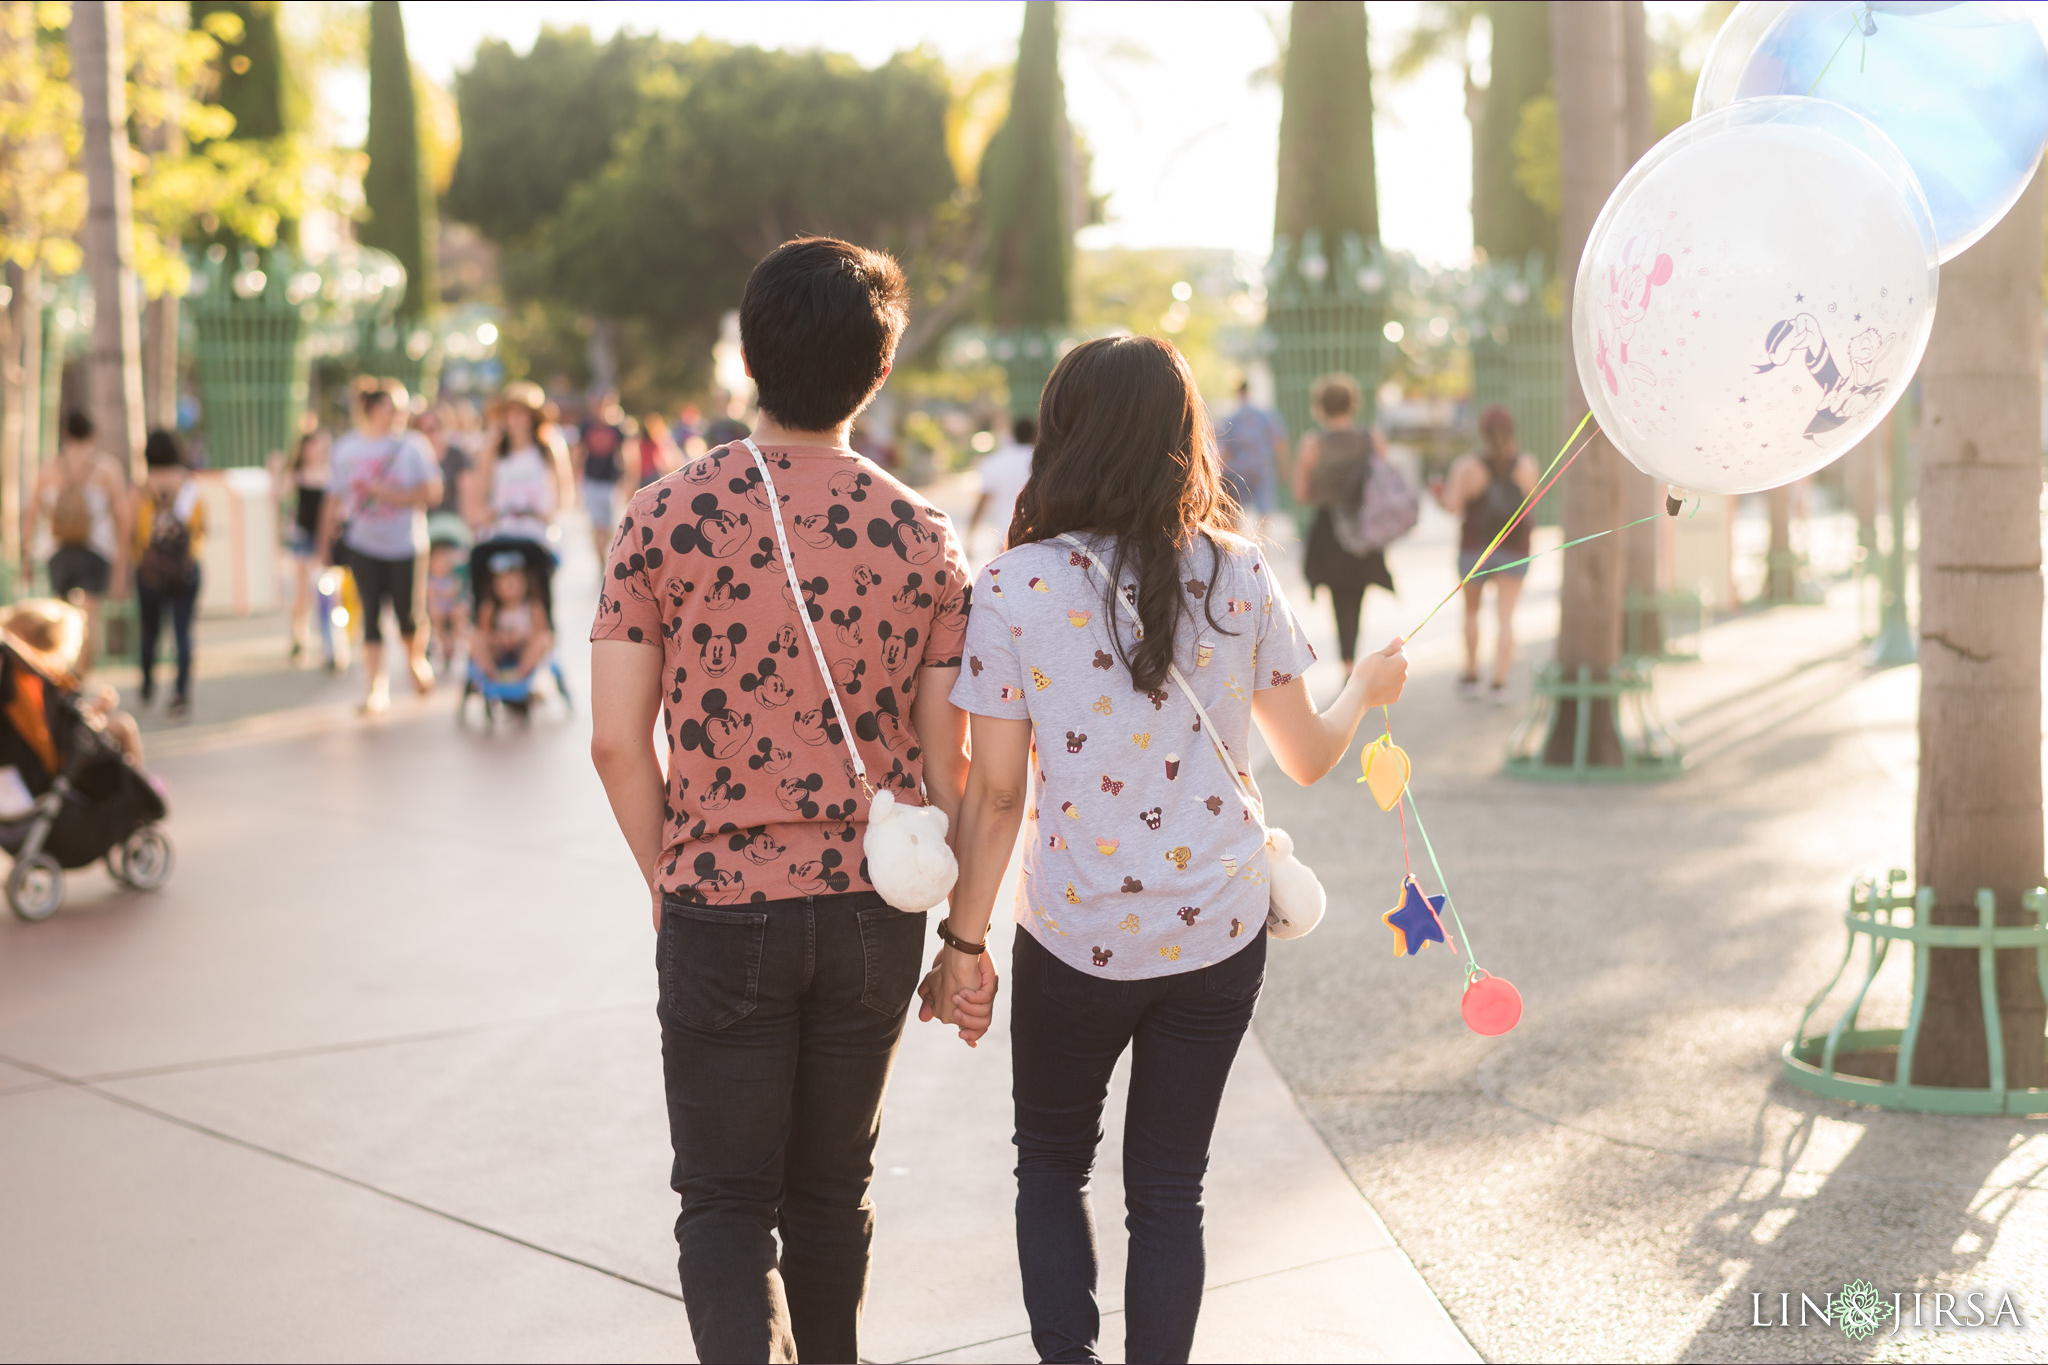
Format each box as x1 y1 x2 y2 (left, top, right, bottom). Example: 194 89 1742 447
390 0 1710 268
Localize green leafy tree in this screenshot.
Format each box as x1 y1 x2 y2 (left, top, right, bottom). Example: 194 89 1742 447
445 26 667 250
979 0 1068 328
541 46 957 378
1479 1 1555 269
189 0 295 140
360 0 430 317
1274 0 1379 250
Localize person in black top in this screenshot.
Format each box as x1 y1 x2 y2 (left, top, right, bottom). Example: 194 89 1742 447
1293 373 1394 666
280 423 330 663
1431 404 1538 702
576 391 628 558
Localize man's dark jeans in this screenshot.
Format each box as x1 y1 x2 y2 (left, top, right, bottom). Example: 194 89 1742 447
1011 925 1267 1365
657 889 927 1364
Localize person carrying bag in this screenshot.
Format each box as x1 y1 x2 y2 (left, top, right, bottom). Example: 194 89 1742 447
937 335 1407 1365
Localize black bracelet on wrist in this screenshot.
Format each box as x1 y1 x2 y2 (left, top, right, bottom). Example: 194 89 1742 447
936 919 986 955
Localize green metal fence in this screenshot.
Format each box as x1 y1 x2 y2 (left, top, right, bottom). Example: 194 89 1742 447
1470 307 1563 472
188 248 314 469
1784 872 2048 1115
1266 230 1385 441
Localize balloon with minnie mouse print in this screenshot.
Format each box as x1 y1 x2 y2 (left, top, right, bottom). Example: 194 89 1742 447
1574 96 1938 496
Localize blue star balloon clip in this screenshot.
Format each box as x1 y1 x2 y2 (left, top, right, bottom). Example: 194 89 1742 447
1383 874 1454 957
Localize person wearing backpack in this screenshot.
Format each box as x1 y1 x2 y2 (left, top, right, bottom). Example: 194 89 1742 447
937 336 1408 1365
130 430 206 718
23 411 130 672
1292 373 1394 667
1431 404 1539 703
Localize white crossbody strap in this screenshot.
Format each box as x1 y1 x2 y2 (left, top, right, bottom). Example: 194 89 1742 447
743 438 869 795
1055 534 1265 829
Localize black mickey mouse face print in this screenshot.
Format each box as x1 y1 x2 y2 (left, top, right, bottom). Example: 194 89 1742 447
767 623 800 656
876 620 920 675
729 826 785 865
794 504 859 549
701 767 746 811
828 468 873 502
668 665 689 705
781 574 829 621
741 656 796 708
680 455 723 484
830 656 867 695
693 622 746 677
748 736 793 772
851 563 883 595
829 605 862 647
775 772 824 817
702 566 750 610
728 469 785 514
790 847 850 894
868 499 943 564
687 851 745 902
891 574 933 613
793 706 841 746
677 688 753 760
670 493 752 558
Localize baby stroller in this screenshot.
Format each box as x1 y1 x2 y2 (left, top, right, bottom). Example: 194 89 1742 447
0 634 171 921
458 536 570 726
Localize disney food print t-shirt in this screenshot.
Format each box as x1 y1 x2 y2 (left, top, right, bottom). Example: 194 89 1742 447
950 532 1317 979
592 442 971 904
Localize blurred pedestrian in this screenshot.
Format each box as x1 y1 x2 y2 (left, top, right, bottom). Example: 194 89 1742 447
1432 404 1537 702
590 235 974 1365
576 391 628 557
633 412 679 487
965 415 1035 559
23 410 129 672
1294 374 1394 667
1213 377 1288 536
320 377 442 714
131 430 206 718
473 381 573 545
279 420 331 663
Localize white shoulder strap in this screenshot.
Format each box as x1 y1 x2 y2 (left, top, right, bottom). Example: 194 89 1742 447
742 438 869 796
1055 533 1264 828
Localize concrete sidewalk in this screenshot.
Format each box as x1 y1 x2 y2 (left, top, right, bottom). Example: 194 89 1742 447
0 529 1476 1363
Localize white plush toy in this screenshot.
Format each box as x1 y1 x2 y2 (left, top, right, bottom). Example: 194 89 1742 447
1262 826 1326 940
865 788 959 914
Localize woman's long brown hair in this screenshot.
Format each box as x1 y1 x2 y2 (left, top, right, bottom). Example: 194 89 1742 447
1006 336 1238 692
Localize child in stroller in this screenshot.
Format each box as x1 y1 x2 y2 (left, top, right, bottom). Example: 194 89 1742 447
424 512 472 674
0 600 171 920
460 538 569 723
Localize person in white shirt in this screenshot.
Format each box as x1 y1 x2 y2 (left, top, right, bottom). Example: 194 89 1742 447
965 416 1036 561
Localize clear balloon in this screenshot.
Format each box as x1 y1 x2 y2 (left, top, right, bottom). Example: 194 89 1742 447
1573 98 1937 497
1695 1 2048 262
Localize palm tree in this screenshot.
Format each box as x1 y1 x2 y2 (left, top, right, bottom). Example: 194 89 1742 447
1546 0 1629 764
73 0 145 474
1910 169 2047 1090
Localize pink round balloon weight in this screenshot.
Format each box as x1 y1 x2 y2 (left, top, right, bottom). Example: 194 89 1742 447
1461 971 1523 1037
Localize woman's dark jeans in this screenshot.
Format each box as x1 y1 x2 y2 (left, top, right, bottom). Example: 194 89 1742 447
657 889 927 1364
1011 925 1267 1364
136 575 199 702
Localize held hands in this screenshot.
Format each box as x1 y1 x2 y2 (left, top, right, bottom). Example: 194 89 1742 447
917 943 998 1047
1352 636 1410 709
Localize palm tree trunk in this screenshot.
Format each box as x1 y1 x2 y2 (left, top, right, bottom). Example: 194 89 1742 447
1545 0 1629 765
1618 0 1660 656
1764 484 1795 602
72 0 146 476
1 263 26 580
1911 167 2047 1090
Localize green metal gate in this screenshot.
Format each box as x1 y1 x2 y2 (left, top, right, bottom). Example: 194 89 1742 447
1265 230 1386 442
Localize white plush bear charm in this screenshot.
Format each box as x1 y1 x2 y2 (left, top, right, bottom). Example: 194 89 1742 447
865 788 959 913
1263 826 1326 940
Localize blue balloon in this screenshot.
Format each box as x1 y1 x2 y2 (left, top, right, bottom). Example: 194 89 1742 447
1709 2 2048 261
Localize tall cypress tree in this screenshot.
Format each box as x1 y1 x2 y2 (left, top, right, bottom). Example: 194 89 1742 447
1273 1 1379 250
191 1 290 141
980 0 1069 329
1474 0 1556 270
361 0 432 318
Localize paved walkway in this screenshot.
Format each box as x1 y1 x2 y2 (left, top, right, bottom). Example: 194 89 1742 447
0 519 1476 1362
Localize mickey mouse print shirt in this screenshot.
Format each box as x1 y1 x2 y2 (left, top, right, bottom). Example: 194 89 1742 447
592 442 971 904
949 531 1318 979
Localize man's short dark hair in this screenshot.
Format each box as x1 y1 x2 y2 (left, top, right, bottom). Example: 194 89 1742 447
353 374 404 413
740 237 908 433
62 410 93 443
1012 416 1037 445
